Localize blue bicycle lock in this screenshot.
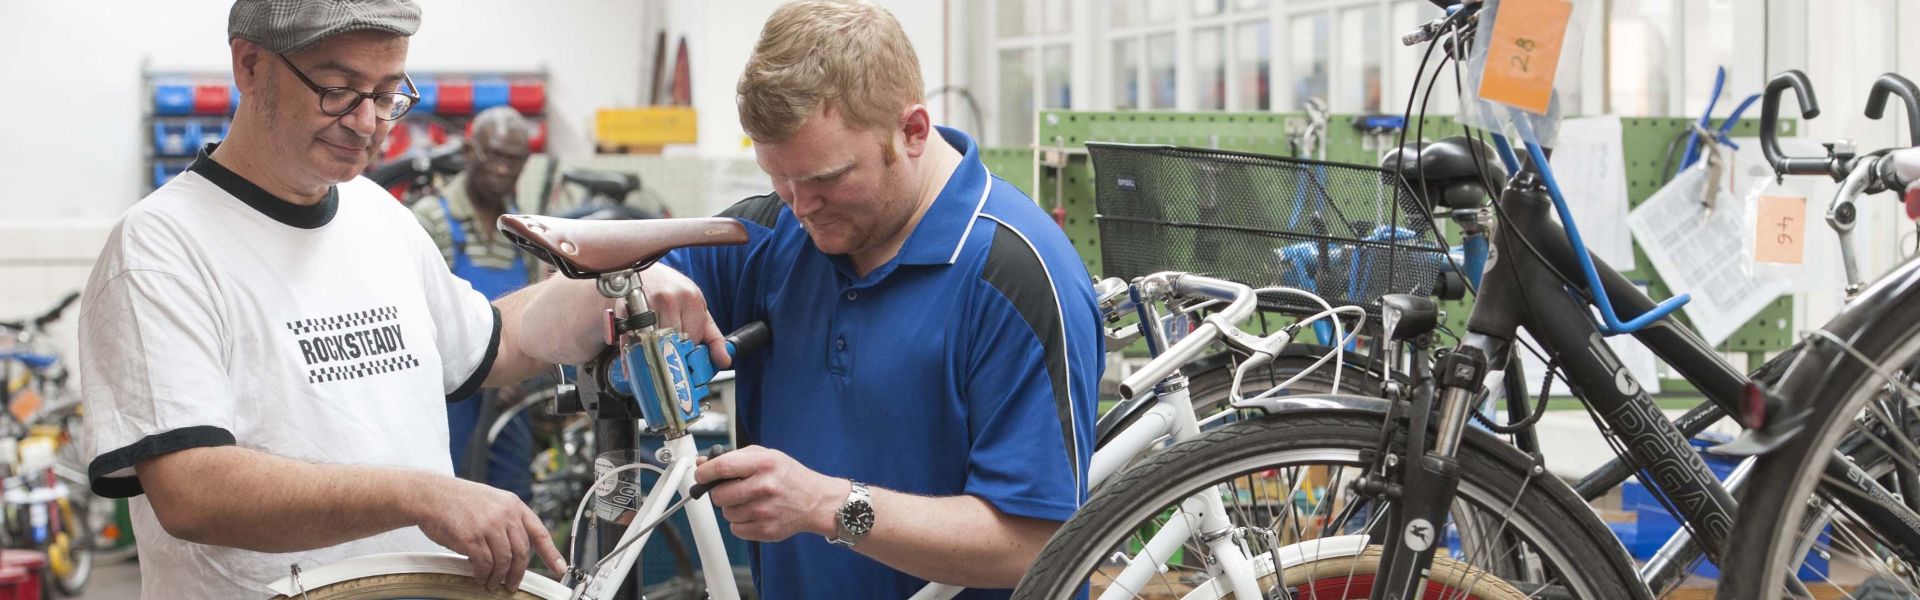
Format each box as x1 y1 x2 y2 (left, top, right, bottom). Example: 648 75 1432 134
1490 116 1689 336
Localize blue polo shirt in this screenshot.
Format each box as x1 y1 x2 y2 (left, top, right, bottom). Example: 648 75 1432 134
663 126 1101 598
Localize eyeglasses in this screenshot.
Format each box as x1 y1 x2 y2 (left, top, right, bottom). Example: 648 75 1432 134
275 54 420 121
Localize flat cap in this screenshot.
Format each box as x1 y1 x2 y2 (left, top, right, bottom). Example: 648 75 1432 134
229 0 422 55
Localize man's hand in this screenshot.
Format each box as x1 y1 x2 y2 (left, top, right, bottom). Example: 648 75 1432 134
639 265 731 368
693 446 845 542
413 476 567 592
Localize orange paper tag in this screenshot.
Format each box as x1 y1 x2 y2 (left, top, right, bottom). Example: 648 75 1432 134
1754 195 1807 264
1477 0 1573 114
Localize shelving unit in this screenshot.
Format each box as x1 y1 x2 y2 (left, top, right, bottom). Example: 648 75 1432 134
141 70 552 192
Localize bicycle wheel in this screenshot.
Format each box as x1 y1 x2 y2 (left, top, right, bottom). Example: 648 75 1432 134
269 572 557 599
1015 410 1648 599
48 495 92 596
1716 304 1920 599
1275 545 1528 600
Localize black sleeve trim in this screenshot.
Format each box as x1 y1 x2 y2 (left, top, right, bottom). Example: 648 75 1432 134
978 221 1079 497
447 305 503 403
716 193 785 229
88 425 237 499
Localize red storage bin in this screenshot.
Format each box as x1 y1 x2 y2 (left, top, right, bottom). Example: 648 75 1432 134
0 550 45 600
509 79 546 114
529 120 547 153
193 83 232 114
436 79 473 115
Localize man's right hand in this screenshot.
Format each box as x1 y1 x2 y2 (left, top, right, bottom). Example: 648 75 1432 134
413 476 567 592
640 265 731 368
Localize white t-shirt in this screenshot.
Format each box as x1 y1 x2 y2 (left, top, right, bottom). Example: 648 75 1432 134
79 149 499 599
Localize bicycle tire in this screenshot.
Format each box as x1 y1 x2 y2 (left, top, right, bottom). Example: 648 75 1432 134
268 572 554 599
1014 410 1649 599
1715 300 1920 599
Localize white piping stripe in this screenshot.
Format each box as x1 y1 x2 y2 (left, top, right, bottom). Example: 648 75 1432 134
980 213 1084 502
945 161 994 265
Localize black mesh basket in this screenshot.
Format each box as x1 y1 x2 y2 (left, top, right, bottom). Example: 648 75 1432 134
1088 142 1447 315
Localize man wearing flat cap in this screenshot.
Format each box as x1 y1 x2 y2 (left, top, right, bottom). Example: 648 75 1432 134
77 1 606 596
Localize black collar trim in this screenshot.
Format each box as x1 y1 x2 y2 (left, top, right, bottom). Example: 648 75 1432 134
187 143 339 229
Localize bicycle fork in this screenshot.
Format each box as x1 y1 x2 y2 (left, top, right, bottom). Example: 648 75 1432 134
1096 375 1264 600
1360 343 1485 600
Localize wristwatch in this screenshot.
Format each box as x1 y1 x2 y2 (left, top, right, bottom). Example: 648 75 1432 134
829 480 874 547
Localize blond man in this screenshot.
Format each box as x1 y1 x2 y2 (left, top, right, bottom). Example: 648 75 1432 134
522 1 1102 595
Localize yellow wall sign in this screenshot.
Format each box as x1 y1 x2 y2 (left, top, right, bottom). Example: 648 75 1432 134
595 107 699 147
1477 0 1572 115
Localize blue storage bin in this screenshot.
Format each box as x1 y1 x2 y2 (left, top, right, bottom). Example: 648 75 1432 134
196 120 226 148
153 121 193 156
152 162 187 188
229 86 242 113
473 78 510 112
153 83 194 115
1613 432 1826 580
414 79 439 114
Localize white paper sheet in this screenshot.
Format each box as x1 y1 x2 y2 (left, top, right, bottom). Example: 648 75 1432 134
1547 117 1635 270
1627 164 1794 346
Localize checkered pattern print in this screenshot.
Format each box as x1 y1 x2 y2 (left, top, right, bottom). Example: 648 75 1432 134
285 306 400 335
306 354 423 384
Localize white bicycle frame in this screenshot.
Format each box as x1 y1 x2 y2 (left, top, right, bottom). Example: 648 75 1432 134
269 272 1334 599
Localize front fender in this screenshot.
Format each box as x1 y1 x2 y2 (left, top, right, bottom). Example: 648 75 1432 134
1232 392 1395 416
265 552 572 599
1723 256 1920 455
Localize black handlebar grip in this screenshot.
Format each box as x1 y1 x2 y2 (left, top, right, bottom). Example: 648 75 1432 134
724 321 772 357
1867 73 1920 149
687 445 737 499
551 383 584 415
34 292 81 328
1761 70 1826 176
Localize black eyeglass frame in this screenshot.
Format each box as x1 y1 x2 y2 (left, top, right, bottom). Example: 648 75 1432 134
274 53 421 122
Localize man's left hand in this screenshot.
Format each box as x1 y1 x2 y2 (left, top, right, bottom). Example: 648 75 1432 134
693 446 847 542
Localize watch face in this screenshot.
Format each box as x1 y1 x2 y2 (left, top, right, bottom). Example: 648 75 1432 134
840 501 875 535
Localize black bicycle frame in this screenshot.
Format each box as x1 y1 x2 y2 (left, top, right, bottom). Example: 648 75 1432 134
1368 169 1920 598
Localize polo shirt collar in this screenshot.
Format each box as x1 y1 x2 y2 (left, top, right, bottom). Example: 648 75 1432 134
893 126 991 267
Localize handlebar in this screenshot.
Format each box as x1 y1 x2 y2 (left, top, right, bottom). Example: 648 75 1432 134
0 292 80 332
1761 70 1829 178
1866 73 1920 149
1117 273 1258 400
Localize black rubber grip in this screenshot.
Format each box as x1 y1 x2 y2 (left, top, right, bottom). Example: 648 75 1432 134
688 445 736 499
725 321 772 356
33 292 80 328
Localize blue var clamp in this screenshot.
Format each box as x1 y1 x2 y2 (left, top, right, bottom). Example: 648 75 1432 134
608 322 770 428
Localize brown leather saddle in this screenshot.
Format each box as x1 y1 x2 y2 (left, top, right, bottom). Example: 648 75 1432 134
497 214 749 279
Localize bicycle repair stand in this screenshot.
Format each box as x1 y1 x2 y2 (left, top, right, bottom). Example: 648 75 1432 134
552 269 750 600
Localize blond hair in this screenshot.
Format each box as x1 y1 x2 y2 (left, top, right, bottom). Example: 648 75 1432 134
737 0 924 144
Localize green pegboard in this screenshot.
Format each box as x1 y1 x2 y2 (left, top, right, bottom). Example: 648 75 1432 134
992 111 1799 380
980 147 1036 198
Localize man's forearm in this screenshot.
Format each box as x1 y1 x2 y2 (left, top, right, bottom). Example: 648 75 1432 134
507 276 614 369
839 488 1060 589
137 446 423 552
